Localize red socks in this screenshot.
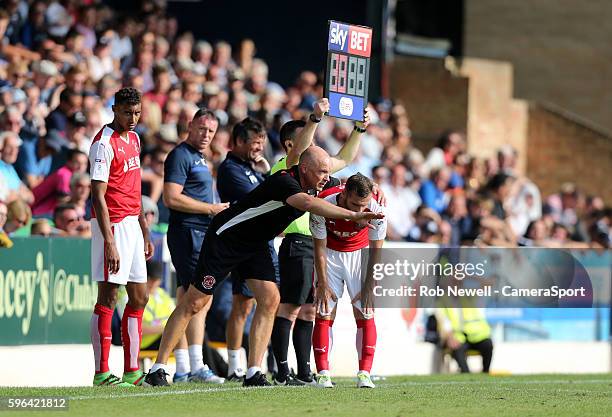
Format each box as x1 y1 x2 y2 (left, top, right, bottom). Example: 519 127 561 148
356 318 377 373
121 305 144 373
91 303 113 374
312 318 333 372
313 317 377 373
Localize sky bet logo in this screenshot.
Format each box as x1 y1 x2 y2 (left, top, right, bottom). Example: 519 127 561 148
328 21 372 58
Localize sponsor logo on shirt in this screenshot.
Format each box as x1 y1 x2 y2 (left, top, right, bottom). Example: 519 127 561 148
123 156 141 172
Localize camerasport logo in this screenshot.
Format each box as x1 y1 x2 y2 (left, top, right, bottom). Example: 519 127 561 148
202 275 216 290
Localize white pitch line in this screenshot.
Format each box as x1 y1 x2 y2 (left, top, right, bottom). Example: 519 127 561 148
70 385 248 400
383 378 612 388
68 378 612 401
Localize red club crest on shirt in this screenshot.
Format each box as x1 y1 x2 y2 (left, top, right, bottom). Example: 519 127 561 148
202 275 216 290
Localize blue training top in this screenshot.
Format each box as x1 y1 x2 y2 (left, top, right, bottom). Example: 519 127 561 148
216 152 266 204
164 142 214 230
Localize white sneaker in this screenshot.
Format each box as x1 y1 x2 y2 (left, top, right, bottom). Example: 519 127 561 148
188 365 225 384
357 371 375 388
316 373 333 388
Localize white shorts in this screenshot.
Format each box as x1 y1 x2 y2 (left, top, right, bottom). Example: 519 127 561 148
315 248 370 317
92 215 147 285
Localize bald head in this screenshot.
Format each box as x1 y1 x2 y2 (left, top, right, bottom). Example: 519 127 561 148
298 146 331 192
299 146 330 168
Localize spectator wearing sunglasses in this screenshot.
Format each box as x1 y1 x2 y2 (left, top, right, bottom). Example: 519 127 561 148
53 202 90 237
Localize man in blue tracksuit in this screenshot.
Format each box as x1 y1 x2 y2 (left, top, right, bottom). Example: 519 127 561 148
163 108 228 383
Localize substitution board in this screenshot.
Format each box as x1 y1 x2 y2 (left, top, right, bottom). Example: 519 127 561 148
325 20 372 122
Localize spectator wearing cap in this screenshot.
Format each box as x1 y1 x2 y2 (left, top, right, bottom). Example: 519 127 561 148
31 149 88 217
10 88 27 119
0 131 34 204
45 88 82 134
31 60 58 106
15 129 68 188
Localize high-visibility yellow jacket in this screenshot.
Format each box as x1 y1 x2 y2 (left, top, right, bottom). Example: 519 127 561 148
441 307 491 344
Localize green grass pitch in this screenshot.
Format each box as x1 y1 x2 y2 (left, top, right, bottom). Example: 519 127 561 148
1 374 611 417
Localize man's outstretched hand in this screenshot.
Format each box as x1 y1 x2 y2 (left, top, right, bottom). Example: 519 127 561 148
353 211 385 230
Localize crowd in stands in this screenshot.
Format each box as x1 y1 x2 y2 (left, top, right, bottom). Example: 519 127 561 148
0 0 610 251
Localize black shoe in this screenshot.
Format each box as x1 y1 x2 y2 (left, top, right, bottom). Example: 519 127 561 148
243 371 271 387
227 372 245 383
273 374 306 386
143 368 170 387
295 372 317 386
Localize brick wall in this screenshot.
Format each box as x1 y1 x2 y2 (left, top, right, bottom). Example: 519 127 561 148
464 0 612 132
526 103 612 204
389 55 468 150
458 58 528 175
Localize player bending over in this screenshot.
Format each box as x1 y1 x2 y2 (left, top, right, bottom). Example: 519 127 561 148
310 173 386 388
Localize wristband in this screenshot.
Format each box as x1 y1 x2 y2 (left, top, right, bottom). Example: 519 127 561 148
309 113 322 123
354 125 366 133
